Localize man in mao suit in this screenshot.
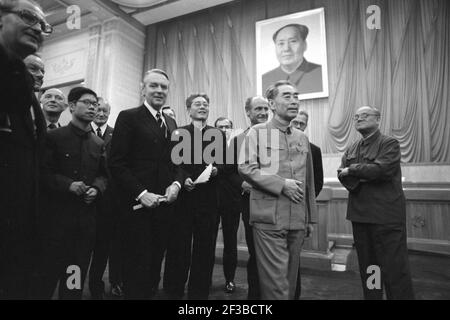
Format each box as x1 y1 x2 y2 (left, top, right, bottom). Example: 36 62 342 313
239 81 317 300
262 24 323 95
108 69 184 299
89 98 124 299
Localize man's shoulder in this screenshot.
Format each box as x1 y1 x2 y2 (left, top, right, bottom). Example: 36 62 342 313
47 125 70 138
302 60 322 73
117 105 144 118
310 142 321 153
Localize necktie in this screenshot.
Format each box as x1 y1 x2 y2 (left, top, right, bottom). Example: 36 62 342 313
156 112 167 138
96 127 103 138
48 123 57 130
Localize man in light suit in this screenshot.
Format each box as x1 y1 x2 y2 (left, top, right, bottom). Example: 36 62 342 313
108 69 184 299
239 80 317 300
89 98 124 299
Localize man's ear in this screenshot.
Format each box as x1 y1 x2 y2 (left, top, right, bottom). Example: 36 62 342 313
68 102 75 114
268 99 276 112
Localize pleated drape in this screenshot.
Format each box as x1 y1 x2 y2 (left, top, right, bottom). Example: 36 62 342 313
146 0 450 163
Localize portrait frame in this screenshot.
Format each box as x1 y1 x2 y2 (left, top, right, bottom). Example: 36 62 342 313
256 7 329 100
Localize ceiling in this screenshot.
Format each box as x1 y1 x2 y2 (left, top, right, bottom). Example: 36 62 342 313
36 0 235 34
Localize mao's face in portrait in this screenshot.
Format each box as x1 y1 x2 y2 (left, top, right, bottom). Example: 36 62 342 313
275 26 307 70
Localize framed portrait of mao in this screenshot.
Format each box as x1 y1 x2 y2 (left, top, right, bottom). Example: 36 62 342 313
256 8 329 100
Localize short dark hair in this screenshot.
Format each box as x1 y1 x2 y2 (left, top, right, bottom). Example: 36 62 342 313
214 117 233 128
143 68 169 81
265 80 295 100
186 93 209 109
68 87 97 103
272 24 309 42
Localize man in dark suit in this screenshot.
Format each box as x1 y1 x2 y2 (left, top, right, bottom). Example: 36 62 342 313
262 24 323 95
89 98 124 299
33 87 107 299
229 96 269 299
163 93 227 300
0 0 49 299
40 88 67 130
24 53 44 93
213 116 240 294
109 69 184 299
291 110 323 197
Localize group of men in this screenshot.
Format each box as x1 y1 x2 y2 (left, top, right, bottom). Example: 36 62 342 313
1 0 414 300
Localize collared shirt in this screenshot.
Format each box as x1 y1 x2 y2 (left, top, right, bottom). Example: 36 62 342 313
144 100 167 128
91 122 107 137
46 120 60 130
339 130 406 224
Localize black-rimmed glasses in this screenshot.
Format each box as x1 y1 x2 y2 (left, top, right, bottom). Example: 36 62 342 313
4 9 53 35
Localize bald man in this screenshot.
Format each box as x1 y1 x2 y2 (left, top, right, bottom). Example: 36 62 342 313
338 106 414 300
40 88 67 130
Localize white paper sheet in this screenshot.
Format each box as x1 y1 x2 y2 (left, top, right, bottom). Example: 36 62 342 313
194 164 213 184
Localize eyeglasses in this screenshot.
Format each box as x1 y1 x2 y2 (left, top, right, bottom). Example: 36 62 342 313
77 99 99 108
353 113 378 121
4 9 53 35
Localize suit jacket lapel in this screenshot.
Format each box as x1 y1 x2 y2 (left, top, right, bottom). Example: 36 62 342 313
139 105 165 141
103 125 114 146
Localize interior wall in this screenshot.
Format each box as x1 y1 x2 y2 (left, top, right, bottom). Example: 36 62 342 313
144 0 450 164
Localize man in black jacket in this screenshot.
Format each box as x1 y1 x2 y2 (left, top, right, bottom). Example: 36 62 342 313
33 87 107 300
291 110 323 197
0 0 49 299
164 93 227 300
109 69 184 299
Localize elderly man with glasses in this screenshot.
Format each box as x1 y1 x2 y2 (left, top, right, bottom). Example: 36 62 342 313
338 106 414 300
0 0 52 299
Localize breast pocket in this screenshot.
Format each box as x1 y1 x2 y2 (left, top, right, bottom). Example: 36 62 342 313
345 153 358 167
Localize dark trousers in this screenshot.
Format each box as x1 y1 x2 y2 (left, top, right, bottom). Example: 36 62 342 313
352 222 415 300
214 206 241 283
31 216 95 300
89 198 123 296
0 220 35 299
164 203 218 300
241 195 260 300
122 205 171 299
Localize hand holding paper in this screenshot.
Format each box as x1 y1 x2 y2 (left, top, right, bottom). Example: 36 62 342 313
194 164 213 184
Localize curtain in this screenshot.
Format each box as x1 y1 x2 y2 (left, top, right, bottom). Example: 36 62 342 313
146 0 450 163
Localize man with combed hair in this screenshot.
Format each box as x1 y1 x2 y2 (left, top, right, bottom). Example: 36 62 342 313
338 106 414 300
0 0 50 299
239 80 317 299
109 69 184 299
